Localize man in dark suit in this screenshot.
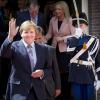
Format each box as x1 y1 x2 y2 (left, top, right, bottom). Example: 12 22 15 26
35 26 61 100
0 19 51 100
44 45 61 100
15 0 46 40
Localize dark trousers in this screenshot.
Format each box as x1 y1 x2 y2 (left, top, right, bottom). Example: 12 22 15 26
0 58 11 100
27 87 54 100
71 83 95 100
5 86 38 100
26 87 38 100
56 46 72 100
56 73 72 100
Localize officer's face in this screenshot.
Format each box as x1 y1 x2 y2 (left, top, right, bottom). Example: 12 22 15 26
80 24 88 31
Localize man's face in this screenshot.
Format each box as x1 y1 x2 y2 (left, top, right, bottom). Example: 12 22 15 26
0 0 7 7
80 24 88 31
21 26 36 44
18 0 26 9
29 4 39 17
35 33 43 43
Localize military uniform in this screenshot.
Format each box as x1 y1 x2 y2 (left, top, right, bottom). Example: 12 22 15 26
65 33 100 100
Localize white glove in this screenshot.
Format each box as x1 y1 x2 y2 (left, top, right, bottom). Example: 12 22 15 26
94 80 100 91
75 28 83 37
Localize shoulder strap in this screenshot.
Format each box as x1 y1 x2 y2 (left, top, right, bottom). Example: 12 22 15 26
70 37 95 63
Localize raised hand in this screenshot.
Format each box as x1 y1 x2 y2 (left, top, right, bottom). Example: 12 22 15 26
8 18 19 40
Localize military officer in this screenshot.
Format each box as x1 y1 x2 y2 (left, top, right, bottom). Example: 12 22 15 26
63 12 100 100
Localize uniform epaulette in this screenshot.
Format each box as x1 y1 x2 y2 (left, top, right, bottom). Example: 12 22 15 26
90 34 97 38
88 34 98 40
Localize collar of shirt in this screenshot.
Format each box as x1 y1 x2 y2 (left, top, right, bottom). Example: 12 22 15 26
22 39 37 65
22 39 35 48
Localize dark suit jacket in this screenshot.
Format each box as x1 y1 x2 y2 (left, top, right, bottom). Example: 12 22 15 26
0 38 51 100
43 45 61 97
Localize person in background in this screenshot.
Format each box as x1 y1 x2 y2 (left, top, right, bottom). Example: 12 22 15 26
44 1 55 31
35 26 61 100
44 1 55 45
0 57 4 99
0 19 52 100
35 26 45 44
0 0 8 43
63 12 100 100
15 0 46 40
17 0 28 15
45 1 75 100
0 0 12 99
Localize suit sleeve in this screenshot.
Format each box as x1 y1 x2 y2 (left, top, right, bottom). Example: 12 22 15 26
42 46 53 79
49 47 61 89
0 38 13 58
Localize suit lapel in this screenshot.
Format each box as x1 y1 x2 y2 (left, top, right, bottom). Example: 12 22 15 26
19 40 32 73
54 18 67 33
34 43 42 70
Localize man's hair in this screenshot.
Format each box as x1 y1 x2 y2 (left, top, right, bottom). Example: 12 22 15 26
19 20 37 34
28 0 39 6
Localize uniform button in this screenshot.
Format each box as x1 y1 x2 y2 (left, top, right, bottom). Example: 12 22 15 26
77 64 79 67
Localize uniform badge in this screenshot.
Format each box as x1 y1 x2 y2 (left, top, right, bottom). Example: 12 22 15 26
83 42 87 49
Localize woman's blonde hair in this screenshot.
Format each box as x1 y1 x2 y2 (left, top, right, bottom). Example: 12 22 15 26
54 1 70 21
19 20 37 34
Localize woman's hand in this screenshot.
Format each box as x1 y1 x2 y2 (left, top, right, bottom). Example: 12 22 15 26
56 36 64 42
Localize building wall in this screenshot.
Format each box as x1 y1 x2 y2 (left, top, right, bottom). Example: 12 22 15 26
88 0 100 39
82 0 88 18
82 0 100 99
88 1 100 100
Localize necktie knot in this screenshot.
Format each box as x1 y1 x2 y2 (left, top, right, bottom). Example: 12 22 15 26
27 45 33 56
27 45 32 48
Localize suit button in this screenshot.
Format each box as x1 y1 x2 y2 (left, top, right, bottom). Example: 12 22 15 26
77 64 79 67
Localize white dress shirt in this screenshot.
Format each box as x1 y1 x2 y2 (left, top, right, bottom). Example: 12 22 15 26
22 39 37 66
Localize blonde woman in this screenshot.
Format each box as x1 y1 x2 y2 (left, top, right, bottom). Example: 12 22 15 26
45 1 75 100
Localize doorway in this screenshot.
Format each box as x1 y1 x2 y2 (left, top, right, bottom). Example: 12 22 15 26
39 0 82 17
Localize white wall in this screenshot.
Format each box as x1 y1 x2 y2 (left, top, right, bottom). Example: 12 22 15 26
82 0 88 19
